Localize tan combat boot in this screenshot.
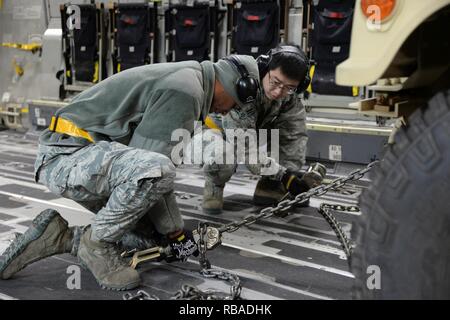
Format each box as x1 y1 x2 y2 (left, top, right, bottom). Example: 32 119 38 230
0 209 74 279
202 181 224 215
77 227 140 291
253 163 327 206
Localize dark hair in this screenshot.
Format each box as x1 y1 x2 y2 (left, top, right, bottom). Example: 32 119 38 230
268 43 309 82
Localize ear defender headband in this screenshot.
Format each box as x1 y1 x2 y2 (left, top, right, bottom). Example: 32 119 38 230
224 55 259 104
257 45 311 94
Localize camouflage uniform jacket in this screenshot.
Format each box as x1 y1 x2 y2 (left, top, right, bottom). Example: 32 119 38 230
213 92 308 174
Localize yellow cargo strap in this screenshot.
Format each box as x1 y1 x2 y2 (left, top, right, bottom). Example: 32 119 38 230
204 116 222 131
307 64 315 93
49 116 94 143
93 61 99 83
1 42 42 54
12 59 24 77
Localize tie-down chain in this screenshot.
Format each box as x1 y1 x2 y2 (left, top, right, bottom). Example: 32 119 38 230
123 161 378 300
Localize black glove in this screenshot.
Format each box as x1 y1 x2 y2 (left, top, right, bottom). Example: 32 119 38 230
302 163 326 188
283 163 326 192
281 170 311 196
167 230 199 262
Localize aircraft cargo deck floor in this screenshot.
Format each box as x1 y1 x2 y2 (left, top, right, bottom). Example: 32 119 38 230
0 130 371 300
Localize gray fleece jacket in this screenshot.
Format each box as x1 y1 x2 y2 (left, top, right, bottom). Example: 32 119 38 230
40 60 215 158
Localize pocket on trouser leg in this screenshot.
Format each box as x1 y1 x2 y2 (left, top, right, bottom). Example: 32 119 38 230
92 176 160 243
66 166 108 202
146 192 184 235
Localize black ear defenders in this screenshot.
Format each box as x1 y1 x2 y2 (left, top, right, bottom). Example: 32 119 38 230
224 55 260 104
257 45 311 94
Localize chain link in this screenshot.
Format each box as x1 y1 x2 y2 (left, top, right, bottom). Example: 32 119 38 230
175 223 242 300
320 203 360 213
123 290 158 300
123 161 377 301
218 161 376 234
197 222 211 270
318 203 357 258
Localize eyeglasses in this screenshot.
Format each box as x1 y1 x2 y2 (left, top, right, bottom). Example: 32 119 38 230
268 71 297 95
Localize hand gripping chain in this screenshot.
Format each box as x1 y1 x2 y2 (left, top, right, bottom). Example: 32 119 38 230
123 161 378 300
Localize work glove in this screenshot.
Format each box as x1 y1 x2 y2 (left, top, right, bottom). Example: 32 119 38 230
167 230 199 262
281 170 310 196
302 162 327 188
281 163 327 196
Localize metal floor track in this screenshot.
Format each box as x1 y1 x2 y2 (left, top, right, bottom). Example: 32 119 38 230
0 130 371 300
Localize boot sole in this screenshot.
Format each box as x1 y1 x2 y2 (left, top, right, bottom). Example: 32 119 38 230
0 209 62 279
78 258 140 291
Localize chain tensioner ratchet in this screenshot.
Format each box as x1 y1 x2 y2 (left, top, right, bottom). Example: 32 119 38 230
123 225 222 269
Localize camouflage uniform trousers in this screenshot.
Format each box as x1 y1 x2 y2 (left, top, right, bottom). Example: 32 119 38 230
203 153 282 187
185 126 238 187
35 141 184 247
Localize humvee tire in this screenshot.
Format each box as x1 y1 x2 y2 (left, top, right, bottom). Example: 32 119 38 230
351 90 450 299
